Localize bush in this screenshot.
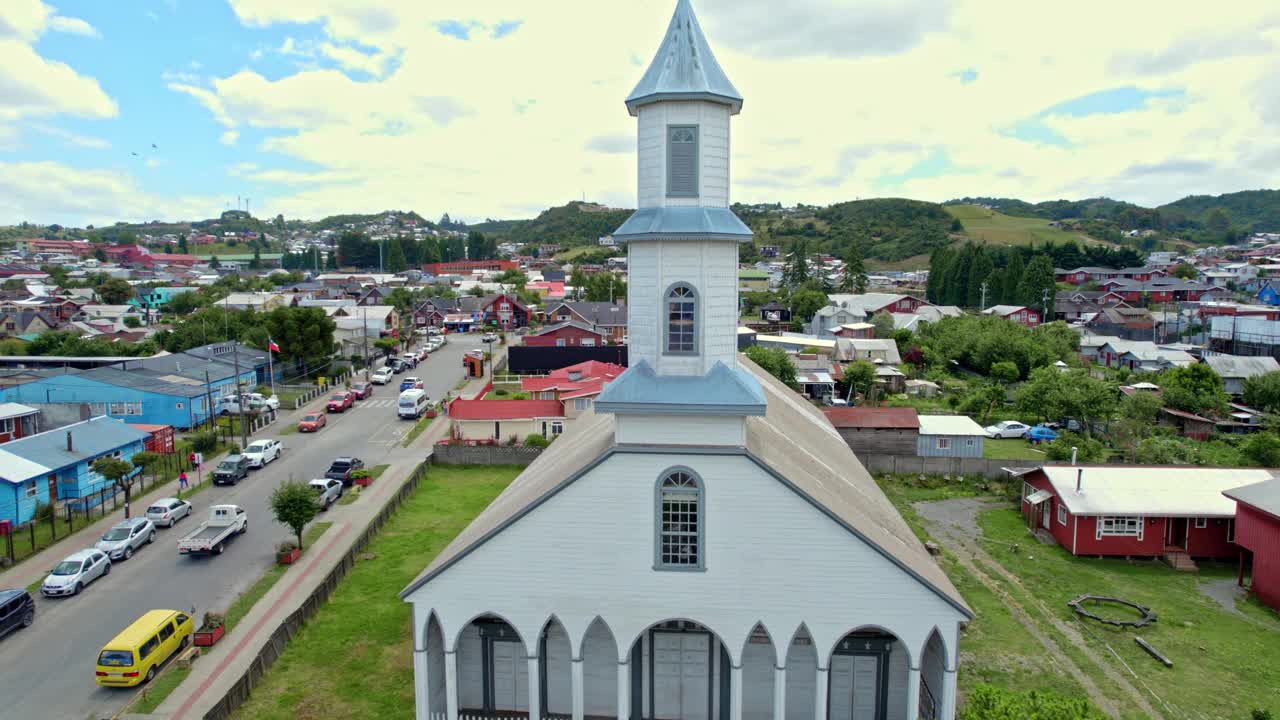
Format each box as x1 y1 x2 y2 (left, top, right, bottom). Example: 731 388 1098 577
960 685 1107 720
350 469 371 481
189 429 218 454
494 388 509 396
200 612 224 631
506 435 519 446
276 540 298 554
525 433 550 448
1043 432 1105 463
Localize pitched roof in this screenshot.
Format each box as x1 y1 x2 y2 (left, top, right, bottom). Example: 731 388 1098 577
917 415 987 436
823 406 919 429
556 301 628 326
0 416 150 483
1224 477 1280 517
983 305 1028 316
595 359 767 415
529 320 601 337
1040 465 1278 517
625 0 743 116
1202 354 1280 379
402 356 971 617
448 399 565 420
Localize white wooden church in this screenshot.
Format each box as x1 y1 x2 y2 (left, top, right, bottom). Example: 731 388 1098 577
401 3 973 720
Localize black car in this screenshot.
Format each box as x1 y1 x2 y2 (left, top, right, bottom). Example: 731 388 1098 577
213 455 251 486
389 359 407 374
324 457 365 487
0 589 35 639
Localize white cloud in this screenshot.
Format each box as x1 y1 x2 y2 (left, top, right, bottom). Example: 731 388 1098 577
318 43 395 77
168 82 235 127
0 161 216 226
47 14 98 37
0 2 114 124
31 123 110 149
220 129 239 145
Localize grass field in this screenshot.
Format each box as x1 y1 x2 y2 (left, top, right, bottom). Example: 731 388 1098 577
947 204 1110 248
982 438 1048 461
339 465 388 505
401 413 437 447
229 465 519 720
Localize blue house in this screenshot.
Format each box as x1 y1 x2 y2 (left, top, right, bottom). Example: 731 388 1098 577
0 416 149 525
0 367 218 429
1257 281 1280 307
916 415 987 457
130 286 200 312
179 341 277 387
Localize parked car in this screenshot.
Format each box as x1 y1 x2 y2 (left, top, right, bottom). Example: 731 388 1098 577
244 392 280 412
350 381 373 400
400 354 419 369
216 395 265 416
1028 425 1059 444
41 549 110 597
309 478 343 509
984 420 1031 439
241 439 282 468
389 358 407 374
370 367 393 385
0 589 35 639
400 376 424 392
482 332 499 343
324 457 365 486
145 497 193 528
212 455 250 485
428 326 442 336
178 505 247 556
95 610 193 687
326 391 354 413
298 412 327 432
94 518 156 561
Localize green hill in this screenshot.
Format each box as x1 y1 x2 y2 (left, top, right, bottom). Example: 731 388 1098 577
945 204 1113 248
469 201 633 247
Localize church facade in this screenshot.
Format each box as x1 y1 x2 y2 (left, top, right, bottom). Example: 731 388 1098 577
401 3 972 720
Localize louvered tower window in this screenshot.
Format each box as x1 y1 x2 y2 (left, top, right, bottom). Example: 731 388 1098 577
667 125 699 197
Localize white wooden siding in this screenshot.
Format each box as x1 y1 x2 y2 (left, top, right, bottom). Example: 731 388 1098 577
459 625 485 709
637 102 731 209
545 623 573 715
785 639 816 720
616 415 745 446
411 452 965 670
742 635 776 720
583 621 619 716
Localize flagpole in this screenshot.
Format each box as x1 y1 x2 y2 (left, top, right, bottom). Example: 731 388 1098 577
268 341 276 396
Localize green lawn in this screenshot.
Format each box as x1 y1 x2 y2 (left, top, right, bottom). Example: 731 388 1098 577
339 466 389 505
947 204 1110 248
229 465 519 719
982 438 1048 461
973 507 1280 720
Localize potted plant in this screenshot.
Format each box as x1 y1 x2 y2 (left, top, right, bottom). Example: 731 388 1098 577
276 540 300 565
351 468 373 488
193 612 225 646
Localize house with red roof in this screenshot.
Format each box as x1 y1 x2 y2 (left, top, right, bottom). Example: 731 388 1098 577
523 320 605 348
520 361 625 419
1223 477 1280 610
823 406 920 456
447 399 566 444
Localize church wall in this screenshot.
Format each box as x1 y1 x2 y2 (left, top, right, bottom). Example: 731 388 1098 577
886 642 908 720
582 621 619 716
458 624 484 709
545 622 573 715
615 414 745 446
413 451 965 669
742 635 776 720
637 102 731 209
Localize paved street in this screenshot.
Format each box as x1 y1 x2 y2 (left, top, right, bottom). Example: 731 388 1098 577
0 336 473 720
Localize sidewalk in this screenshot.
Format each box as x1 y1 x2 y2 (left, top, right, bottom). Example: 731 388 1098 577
141 369 495 720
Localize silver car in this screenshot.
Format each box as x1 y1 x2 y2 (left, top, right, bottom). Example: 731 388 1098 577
95 518 156 561
41 549 110 597
309 478 343 510
146 497 193 528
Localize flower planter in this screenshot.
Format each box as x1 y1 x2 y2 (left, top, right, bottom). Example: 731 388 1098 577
277 548 300 565
426 410 438 419
193 626 225 647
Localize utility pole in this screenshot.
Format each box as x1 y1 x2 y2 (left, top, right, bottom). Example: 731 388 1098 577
980 282 989 312
362 305 370 379
224 297 248 449
1041 288 1051 323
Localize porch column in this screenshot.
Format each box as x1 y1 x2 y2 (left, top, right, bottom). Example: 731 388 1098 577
814 666 829 720
572 656 585 720
939 669 958 720
528 653 542 720
414 648 431 720
904 665 921 720
617 659 631 720
772 665 787 720
444 650 459 720
729 663 744 720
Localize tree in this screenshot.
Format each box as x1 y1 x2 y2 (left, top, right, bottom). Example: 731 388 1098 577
841 242 868 293
1170 263 1198 280
91 456 137 518
870 312 895 339
990 361 1020 385
1112 391 1163 460
1159 363 1228 415
165 291 203 316
1243 433 1280 467
209 254 221 269
966 248 994 308
93 247 107 262
123 316 141 329
384 236 407 273
249 247 262 270
569 268 589 299
839 360 877 401
744 345 798 388
97 277 134 304
789 289 828 323
261 306 338 375
374 337 399 360
784 239 811 287
1015 367 1116 436
926 248 953 304
177 234 188 254
270 479 320 551
130 451 161 486
1002 251 1025 305
466 231 493 260
1243 371 1280 413
1017 254 1055 313
1205 208 1231 233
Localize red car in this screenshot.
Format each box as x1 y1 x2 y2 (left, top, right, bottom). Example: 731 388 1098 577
326 391 354 413
350 381 373 400
298 412 327 432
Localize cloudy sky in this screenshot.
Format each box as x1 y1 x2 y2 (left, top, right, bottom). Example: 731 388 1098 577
2 0 1278 227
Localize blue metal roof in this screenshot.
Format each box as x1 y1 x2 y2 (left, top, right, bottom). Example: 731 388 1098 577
613 207 753 242
1 416 150 482
595 359 766 416
625 0 743 116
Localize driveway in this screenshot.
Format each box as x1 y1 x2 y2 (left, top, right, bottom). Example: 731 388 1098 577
0 338 472 720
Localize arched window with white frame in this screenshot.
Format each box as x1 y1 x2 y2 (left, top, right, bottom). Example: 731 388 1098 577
665 283 697 355
655 468 704 570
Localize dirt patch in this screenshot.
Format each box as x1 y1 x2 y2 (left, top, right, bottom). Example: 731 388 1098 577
915 498 1162 720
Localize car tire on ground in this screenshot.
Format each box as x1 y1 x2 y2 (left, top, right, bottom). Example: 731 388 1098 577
147 531 155 544
103 563 110 576
240 522 247 534
124 546 133 560
72 582 81 596
22 610 33 627
180 635 189 650
215 543 224 555
145 667 155 683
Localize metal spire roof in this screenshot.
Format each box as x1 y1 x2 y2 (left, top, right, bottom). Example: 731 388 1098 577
625 0 743 116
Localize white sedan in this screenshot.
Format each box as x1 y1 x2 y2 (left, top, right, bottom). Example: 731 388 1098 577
242 439 282 468
985 420 1031 439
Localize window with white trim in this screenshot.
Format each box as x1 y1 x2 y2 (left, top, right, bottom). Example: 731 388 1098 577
1097 516 1143 540
656 469 703 570
0 418 13 435
667 125 699 197
574 398 592 412
1194 517 1207 529
556 339 566 347
965 438 975 447
25 480 37 499
581 338 596 347
665 284 697 354
936 437 951 450
539 391 556 400
108 402 143 416
1058 504 1067 526
1023 482 1035 502
549 420 564 436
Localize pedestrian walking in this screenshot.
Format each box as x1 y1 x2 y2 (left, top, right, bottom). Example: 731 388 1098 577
189 450 197 469
178 470 189 489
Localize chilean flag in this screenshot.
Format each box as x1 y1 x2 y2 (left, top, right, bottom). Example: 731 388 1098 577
268 337 281 353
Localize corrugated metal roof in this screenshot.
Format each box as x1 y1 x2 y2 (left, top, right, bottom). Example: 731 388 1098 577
918 415 987 436
625 0 743 116
595 359 766 415
0 448 51 484
1224 477 1280 517
448 399 565 421
823 406 919 429
1203 354 1280 379
1043 466 1280 517
613 207 753 241
0 416 149 483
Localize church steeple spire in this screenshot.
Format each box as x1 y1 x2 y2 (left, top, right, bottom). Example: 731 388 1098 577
625 0 743 117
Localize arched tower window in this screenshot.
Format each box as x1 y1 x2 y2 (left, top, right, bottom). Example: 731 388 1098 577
655 468 704 570
665 283 697 355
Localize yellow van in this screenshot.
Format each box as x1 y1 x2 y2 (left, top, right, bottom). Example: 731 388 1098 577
95 609 194 687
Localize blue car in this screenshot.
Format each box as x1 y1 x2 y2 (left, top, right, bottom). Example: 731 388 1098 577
1028 425 1059 444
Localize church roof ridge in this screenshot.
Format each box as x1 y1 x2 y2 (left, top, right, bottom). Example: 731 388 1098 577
625 0 743 116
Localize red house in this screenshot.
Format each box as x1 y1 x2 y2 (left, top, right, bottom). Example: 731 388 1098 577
0 403 39 444
1018 465 1264 564
1223 478 1280 610
523 321 605 347
982 305 1040 327
422 259 518 276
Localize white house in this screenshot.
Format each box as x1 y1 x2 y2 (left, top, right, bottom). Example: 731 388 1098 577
400 4 971 720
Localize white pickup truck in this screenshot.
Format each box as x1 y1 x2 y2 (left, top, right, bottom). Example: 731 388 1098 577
177 504 247 556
